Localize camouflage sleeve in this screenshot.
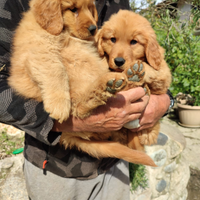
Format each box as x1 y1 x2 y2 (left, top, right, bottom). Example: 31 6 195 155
96 0 130 27
0 0 60 146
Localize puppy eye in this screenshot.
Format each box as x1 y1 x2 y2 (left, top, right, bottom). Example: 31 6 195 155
70 7 77 13
130 40 137 45
111 38 116 43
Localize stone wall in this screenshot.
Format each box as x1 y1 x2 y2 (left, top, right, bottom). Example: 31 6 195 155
130 122 190 200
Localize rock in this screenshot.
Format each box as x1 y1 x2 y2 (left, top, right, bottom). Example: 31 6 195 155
150 149 167 167
164 161 176 173
1 159 14 169
0 176 28 200
156 179 167 193
156 133 168 146
0 154 28 200
6 130 25 143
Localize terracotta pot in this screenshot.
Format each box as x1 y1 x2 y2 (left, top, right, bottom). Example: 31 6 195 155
177 103 200 128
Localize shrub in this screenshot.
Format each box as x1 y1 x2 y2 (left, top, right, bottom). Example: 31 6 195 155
154 15 200 105
130 0 200 105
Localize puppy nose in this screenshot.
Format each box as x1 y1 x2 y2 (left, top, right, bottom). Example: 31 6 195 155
88 25 97 36
114 57 125 67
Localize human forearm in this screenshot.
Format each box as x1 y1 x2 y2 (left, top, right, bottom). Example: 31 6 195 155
0 75 56 145
52 87 149 133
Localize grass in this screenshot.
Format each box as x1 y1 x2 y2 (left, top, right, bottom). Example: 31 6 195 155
0 128 24 159
129 163 148 192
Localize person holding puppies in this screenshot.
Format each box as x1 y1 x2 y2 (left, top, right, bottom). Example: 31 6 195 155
0 0 171 199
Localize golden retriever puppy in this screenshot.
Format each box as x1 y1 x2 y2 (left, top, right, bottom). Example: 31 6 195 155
9 0 156 166
96 10 172 150
8 0 98 123
59 36 156 166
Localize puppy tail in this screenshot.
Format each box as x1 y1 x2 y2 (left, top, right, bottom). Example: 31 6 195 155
62 137 157 167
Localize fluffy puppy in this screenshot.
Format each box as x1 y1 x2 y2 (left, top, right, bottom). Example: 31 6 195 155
8 0 98 123
96 10 172 150
59 36 156 166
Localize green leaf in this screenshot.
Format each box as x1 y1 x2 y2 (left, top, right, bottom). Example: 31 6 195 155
183 79 190 87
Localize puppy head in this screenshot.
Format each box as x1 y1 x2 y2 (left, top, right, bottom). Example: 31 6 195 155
31 0 98 39
97 10 162 71
61 0 98 40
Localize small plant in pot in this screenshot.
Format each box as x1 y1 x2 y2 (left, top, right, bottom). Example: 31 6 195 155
175 93 200 128
170 30 200 128
169 24 200 127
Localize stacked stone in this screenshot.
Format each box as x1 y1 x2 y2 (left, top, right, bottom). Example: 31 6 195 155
130 122 190 200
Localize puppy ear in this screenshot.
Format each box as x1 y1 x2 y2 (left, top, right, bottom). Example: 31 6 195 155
32 0 63 35
92 5 98 23
145 37 162 70
95 30 104 56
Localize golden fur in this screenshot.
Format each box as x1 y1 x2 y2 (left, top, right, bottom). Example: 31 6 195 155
9 2 170 166
96 10 172 149
8 0 98 123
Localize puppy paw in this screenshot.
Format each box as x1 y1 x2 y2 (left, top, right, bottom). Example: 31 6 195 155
106 74 127 94
44 98 71 123
138 129 158 146
125 61 145 84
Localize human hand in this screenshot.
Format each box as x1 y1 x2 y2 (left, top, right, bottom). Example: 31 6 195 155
130 93 170 131
53 87 149 133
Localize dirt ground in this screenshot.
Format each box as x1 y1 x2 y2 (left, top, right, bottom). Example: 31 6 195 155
187 168 200 200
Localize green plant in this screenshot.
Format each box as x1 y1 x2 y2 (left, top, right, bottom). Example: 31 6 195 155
130 0 200 106
156 11 200 105
160 20 200 105
129 163 148 192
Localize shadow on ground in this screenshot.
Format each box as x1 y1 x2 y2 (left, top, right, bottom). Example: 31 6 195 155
187 168 200 200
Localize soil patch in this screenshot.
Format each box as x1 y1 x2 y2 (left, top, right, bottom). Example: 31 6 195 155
187 168 200 200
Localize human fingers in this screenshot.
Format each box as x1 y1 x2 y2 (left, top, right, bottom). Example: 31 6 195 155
118 87 146 103
130 93 170 131
81 88 148 131
123 95 149 128
130 94 149 112
140 94 169 125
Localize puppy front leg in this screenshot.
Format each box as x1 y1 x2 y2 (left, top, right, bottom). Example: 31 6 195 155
73 72 127 119
142 61 171 94
28 59 71 123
